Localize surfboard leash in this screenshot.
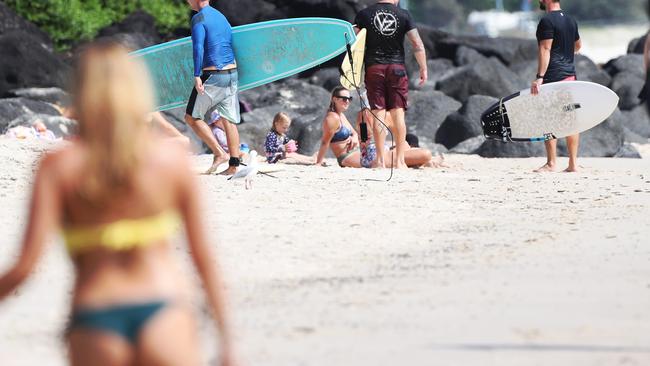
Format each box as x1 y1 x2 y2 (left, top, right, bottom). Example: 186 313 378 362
343 32 394 182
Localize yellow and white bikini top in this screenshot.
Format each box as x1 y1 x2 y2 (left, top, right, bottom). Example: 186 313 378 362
62 210 181 254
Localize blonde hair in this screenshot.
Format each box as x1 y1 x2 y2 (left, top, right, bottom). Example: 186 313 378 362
271 112 291 134
73 41 154 206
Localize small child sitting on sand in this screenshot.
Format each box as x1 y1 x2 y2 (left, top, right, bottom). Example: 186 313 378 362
264 112 314 164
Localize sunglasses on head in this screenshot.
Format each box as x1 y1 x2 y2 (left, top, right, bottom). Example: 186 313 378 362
335 95 353 101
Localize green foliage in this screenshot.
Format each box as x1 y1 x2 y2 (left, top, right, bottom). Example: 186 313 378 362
4 0 189 50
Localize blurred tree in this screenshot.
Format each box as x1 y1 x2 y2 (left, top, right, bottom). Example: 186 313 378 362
4 0 189 50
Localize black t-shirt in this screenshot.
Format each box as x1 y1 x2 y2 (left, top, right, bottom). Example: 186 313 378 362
354 3 416 66
536 10 580 83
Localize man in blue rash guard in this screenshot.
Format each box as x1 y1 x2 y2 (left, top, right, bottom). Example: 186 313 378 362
184 0 241 175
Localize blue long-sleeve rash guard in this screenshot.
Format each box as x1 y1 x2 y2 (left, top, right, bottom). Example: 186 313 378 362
191 7 235 77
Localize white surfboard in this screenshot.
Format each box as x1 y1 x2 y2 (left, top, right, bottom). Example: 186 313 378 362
340 28 366 90
481 81 619 142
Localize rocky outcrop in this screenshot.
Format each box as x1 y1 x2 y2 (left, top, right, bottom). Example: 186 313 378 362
621 104 650 138
435 95 496 149
0 98 61 133
603 54 645 79
96 10 162 50
4 88 70 106
435 34 538 66
0 31 71 97
406 90 461 142
0 2 52 50
627 34 646 55
609 71 644 111
575 54 611 86
407 58 456 90
436 57 527 103
308 68 342 93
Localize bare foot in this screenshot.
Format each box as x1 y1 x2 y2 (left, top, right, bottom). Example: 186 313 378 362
220 166 238 175
563 166 579 173
426 153 449 168
533 163 556 173
394 158 408 169
205 154 229 174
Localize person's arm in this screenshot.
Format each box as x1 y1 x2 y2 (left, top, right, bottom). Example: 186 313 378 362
574 38 582 54
532 18 553 95
315 115 337 165
352 13 361 35
191 22 206 94
532 39 552 95
574 20 581 55
151 112 190 148
342 117 359 151
176 155 233 364
406 29 427 86
0 154 61 300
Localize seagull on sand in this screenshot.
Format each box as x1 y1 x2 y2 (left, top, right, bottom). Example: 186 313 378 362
228 150 259 189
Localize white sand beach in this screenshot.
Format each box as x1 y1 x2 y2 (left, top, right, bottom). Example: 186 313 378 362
0 139 649 366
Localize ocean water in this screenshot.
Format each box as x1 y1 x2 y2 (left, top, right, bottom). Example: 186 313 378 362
579 23 648 64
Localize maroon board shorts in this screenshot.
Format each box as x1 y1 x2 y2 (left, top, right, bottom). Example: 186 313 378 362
364 64 409 110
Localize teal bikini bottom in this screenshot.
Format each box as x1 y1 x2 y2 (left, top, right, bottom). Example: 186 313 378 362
68 301 168 344
336 147 360 167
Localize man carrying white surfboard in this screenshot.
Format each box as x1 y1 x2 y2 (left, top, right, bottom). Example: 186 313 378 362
531 0 582 173
354 0 428 169
184 0 241 175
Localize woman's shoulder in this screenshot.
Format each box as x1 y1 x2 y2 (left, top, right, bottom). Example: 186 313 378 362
33 142 88 188
323 111 340 125
39 141 82 169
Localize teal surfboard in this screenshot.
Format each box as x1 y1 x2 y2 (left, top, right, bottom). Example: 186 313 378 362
132 17 356 111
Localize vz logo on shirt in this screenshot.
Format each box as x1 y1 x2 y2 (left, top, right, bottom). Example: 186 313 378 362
373 11 398 36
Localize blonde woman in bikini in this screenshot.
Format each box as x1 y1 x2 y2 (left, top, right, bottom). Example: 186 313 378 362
0 42 235 366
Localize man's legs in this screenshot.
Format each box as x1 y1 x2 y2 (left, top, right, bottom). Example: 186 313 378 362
389 108 407 169
564 133 580 172
184 114 228 173
535 75 578 173
370 109 389 167
534 139 557 172
220 117 241 175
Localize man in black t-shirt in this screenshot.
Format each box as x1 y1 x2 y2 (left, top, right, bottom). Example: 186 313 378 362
531 0 582 173
354 0 428 169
